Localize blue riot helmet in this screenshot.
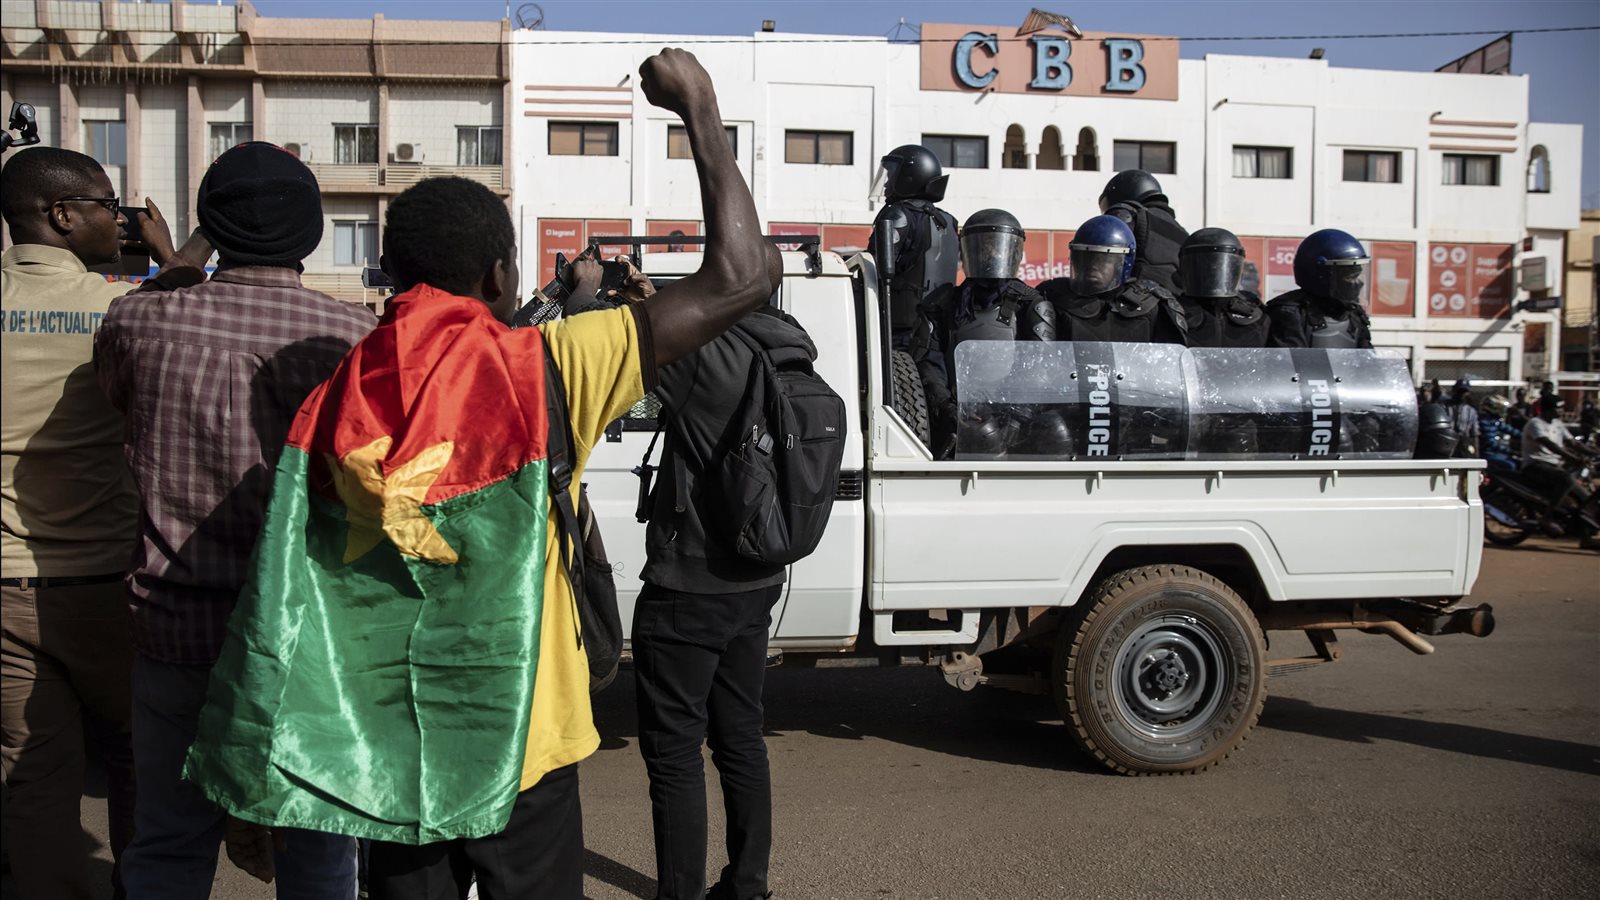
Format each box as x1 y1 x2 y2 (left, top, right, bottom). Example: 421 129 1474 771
1068 215 1136 296
1293 228 1370 304
959 208 1026 280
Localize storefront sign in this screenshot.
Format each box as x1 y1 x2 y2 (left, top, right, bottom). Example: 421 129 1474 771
1428 242 1513 318
921 23 1179 100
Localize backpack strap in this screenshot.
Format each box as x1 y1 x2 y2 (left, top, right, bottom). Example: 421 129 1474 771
542 349 585 651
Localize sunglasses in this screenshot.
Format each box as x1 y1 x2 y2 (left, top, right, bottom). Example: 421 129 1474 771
54 195 121 213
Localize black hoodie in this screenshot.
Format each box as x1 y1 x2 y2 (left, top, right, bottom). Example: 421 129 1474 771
641 306 815 593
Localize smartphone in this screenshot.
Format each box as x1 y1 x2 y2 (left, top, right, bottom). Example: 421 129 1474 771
118 205 144 243
361 266 395 290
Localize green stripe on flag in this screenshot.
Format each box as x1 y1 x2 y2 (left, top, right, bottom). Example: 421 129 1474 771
185 447 551 844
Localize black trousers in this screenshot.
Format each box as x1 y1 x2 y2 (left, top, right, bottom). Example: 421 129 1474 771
1521 459 1581 509
633 582 783 900
366 764 582 900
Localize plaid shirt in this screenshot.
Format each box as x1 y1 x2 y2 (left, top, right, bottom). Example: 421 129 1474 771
95 266 375 664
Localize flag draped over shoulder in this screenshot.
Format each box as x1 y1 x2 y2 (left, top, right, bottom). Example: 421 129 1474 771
185 285 554 844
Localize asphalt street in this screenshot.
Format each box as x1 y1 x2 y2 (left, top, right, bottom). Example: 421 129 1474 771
8 539 1597 900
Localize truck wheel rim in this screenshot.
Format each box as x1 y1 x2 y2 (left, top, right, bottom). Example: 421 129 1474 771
1110 613 1230 742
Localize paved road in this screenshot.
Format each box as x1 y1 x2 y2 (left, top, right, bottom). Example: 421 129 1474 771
9 540 1597 899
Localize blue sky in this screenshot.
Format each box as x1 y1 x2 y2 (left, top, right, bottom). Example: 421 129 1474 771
247 0 1600 205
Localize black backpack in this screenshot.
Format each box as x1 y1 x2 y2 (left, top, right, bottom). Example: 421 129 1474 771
641 319 847 567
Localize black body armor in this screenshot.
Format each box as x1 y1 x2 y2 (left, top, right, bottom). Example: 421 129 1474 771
1178 291 1269 348
1028 277 1188 345
1103 200 1189 296
872 199 959 350
1265 288 1373 349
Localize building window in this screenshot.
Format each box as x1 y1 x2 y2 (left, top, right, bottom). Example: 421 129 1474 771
1232 145 1292 179
457 126 503 166
922 134 987 169
1442 153 1499 186
334 221 378 267
209 122 253 162
1527 145 1550 193
666 125 737 160
1073 127 1099 171
334 124 378 165
1037 126 1065 170
1113 140 1176 174
1343 150 1400 183
784 130 853 165
549 122 618 157
83 120 127 167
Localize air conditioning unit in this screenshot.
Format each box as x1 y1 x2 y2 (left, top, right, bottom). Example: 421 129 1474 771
282 142 308 160
393 143 424 164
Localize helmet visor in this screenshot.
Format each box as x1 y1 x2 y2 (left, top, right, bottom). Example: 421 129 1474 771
1069 245 1130 295
961 232 1025 281
1323 258 1369 304
1181 249 1244 298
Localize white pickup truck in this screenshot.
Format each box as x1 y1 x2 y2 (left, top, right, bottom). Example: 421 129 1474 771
578 246 1494 776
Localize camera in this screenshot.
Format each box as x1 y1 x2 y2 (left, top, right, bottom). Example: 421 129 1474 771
0 101 40 153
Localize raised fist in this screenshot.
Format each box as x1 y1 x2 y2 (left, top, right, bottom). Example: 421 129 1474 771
639 48 715 117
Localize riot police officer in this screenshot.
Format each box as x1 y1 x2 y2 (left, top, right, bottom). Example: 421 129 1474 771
1174 227 1268 348
1266 228 1374 349
872 144 960 351
911 208 1041 457
1098 169 1189 295
1027 214 1187 345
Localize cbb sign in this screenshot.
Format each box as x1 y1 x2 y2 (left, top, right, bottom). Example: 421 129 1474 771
919 23 1179 101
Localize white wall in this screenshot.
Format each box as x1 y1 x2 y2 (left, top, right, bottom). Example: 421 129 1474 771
388 82 502 166
138 82 188 237
202 80 249 122
1526 122 1584 232
263 81 378 164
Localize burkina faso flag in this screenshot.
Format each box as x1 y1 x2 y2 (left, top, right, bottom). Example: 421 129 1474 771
185 285 556 844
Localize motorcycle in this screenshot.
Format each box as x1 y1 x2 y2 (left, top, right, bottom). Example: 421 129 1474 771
1481 459 1599 547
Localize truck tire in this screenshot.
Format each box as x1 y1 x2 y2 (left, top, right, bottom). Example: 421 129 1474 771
890 349 931 446
1054 565 1266 775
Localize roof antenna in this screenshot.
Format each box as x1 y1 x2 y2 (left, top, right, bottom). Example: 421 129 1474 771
886 17 920 44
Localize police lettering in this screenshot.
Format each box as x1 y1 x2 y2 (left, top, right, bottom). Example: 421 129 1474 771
1087 369 1112 456
1308 379 1334 456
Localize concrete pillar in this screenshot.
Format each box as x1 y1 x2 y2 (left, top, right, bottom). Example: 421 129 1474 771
124 80 142 203
58 80 78 152
377 81 389 172
187 76 204 214
251 77 266 144
501 79 514 192
1 73 10 250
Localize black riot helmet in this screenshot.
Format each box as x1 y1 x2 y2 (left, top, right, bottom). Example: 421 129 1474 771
1098 169 1167 211
881 144 949 203
1178 228 1246 299
960 209 1026 281
1415 402 1460 459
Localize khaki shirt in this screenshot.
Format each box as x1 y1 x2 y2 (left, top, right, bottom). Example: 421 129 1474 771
1 244 139 577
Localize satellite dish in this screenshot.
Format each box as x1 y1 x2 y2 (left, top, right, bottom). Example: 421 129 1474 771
516 3 545 30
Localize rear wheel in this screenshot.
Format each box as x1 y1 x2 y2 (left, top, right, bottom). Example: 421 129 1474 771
1054 565 1266 775
890 349 931 447
1481 483 1533 546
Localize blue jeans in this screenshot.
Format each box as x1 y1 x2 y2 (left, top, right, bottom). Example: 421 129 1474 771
121 653 358 900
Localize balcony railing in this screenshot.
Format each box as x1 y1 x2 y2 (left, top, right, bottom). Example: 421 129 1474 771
306 164 380 186
301 273 387 311
384 164 504 190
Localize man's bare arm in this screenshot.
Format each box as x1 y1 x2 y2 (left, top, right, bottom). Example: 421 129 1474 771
635 49 782 367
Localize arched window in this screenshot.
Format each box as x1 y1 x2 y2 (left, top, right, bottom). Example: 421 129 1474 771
1072 127 1099 171
1528 144 1551 193
1003 124 1029 169
1037 126 1065 170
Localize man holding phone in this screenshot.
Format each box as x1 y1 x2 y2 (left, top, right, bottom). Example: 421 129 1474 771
0 146 174 900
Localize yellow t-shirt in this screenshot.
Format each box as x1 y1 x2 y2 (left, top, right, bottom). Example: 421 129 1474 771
522 306 648 789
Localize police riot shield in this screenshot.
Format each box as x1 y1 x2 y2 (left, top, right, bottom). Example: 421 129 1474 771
1184 348 1416 460
954 341 1188 460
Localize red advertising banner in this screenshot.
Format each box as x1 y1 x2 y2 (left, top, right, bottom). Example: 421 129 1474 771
768 222 821 253
1368 241 1416 317
646 220 701 253
585 219 632 256
821 224 873 255
537 218 583 284
1428 242 1513 318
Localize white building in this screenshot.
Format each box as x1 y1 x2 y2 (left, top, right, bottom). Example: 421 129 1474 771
509 23 1584 384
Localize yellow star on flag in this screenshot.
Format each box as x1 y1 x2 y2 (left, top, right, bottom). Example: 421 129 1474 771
326 436 459 565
